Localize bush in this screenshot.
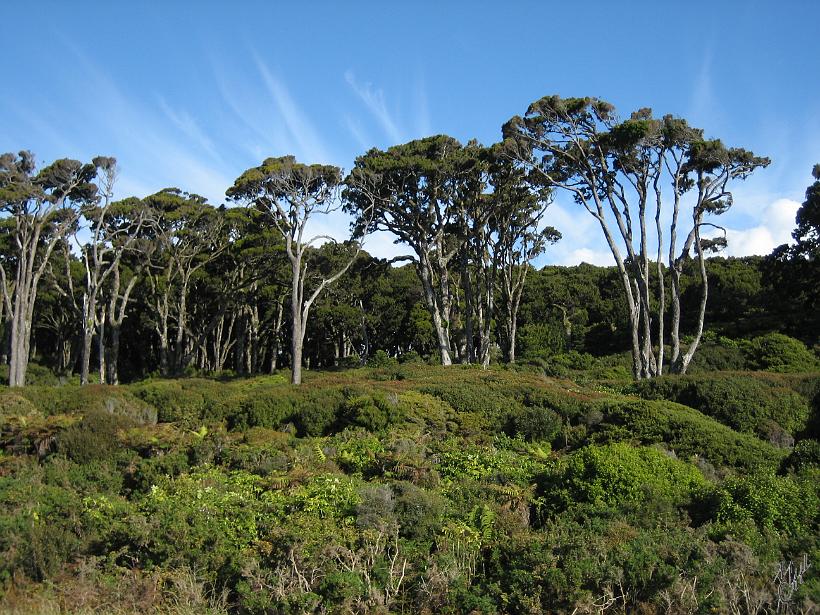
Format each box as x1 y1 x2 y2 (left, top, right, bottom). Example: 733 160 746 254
542 443 707 512
293 388 345 436
130 380 206 425
57 408 136 464
744 333 818 373
0 362 60 386
507 404 563 443
781 439 820 473
712 471 818 537
588 400 786 471
628 374 811 441
338 391 403 432
366 349 398 368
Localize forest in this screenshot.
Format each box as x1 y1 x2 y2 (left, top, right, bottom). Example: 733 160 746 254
0 96 818 614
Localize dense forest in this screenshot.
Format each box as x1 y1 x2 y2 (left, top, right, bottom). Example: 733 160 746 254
0 97 818 613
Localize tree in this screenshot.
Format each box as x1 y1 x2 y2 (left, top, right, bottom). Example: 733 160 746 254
503 96 768 378
766 164 820 346
485 149 560 364
52 157 153 384
0 151 100 386
345 136 469 366
228 156 370 385
142 188 226 376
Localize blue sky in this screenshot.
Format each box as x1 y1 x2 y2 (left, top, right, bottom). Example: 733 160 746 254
2 1 818 265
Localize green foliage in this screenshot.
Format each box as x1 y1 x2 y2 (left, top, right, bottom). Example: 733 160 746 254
744 332 819 372
628 374 811 441
339 390 403 432
588 399 786 471
290 473 361 520
129 467 265 578
712 471 818 537
4 366 819 612
507 404 563 443
543 443 707 512
57 408 136 464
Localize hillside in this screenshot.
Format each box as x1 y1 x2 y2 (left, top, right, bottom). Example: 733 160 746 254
1 364 817 614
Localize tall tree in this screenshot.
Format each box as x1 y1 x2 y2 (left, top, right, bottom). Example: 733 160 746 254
345 136 468 366
142 188 226 376
228 156 369 385
0 151 100 386
486 149 559 364
503 96 768 378
766 164 820 346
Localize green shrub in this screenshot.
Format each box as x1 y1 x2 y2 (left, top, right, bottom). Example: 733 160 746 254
507 404 563 443
0 362 60 386
339 391 403 432
57 408 136 464
628 375 811 441
289 473 360 520
744 333 819 373
130 380 206 425
366 349 397 367
588 400 785 471
392 481 445 541
712 471 818 537
228 390 294 431
0 463 85 582
781 439 820 473
543 443 707 512
0 391 40 419
333 429 384 475
689 337 748 372
128 467 265 579
293 388 345 436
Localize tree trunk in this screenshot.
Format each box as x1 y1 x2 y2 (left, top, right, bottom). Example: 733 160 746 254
106 324 121 385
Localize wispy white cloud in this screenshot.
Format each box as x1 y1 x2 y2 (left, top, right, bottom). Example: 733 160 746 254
53 42 236 204
345 70 403 145
157 96 221 162
255 57 332 164
344 115 372 153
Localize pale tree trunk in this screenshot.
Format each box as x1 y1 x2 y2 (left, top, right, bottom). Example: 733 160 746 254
79 293 95 385
673 216 710 375
105 269 139 385
97 306 106 384
417 251 452 366
269 295 285 373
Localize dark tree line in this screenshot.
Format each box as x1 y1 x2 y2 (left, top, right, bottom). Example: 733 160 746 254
2 95 809 387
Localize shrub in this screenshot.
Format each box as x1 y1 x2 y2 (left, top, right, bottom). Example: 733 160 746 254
744 333 818 373
588 400 785 471
0 362 60 386
366 349 397 367
293 389 345 436
628 375 811 441
57 408 136 464
339 391 403 432
689 337 748 372
392 481 445 542
0 391 40 419
129 467 265 580
507 404 563 443
781 439 820 473
228 390 294 431
712 471 818 537
130 380 206 425
542 443 707 512
333 429 384 475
